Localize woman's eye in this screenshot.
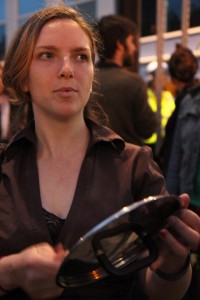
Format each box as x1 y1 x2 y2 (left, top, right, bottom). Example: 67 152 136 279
40 52 54 60
77 54 88 61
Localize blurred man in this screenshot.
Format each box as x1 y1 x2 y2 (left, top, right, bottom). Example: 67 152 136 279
95 15 157 146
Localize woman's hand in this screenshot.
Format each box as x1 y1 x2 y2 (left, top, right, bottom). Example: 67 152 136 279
0 242 67 299
143 194 199 300
150 193 200 273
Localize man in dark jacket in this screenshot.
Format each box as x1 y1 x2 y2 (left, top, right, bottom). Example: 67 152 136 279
95 15 157 146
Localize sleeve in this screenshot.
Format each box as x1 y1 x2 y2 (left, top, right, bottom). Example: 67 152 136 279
131 146 168 201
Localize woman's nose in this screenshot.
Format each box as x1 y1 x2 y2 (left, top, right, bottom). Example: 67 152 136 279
58 57 74 79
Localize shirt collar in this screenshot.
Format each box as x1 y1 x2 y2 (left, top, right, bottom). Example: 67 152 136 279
7 121 36 147
5 119 125 154
86 119 125 152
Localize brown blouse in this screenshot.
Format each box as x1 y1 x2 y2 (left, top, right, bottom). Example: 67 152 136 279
0 119 167 299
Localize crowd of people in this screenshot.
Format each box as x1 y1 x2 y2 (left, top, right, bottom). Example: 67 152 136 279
0 4 199 300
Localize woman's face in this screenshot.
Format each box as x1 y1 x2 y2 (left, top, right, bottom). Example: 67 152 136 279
23 19 94 122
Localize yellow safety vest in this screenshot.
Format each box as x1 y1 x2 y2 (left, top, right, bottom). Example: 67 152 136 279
145 88 175 144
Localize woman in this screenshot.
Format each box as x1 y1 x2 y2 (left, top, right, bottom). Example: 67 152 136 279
0 6 199 300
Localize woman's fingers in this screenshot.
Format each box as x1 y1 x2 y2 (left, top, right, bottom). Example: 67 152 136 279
167 211 200 251
178 193 190 209
175 208 200 233
150 227 190 271
159 227 190 254
149 195 200 276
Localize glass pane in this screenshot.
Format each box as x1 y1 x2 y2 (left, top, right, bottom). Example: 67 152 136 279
78 2 96 20
0 0 5 20
65 0 76 3
190 0 200 27
141 0 200 37
66 1 96 20
141 0 156 37
0 25 5 60
166 0 181 32
19 0 45 15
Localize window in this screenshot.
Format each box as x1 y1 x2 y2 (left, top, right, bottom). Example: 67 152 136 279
167 1 182 32
141 0 156 37
167 0 200 31
141 0 200 37
190 0 200 27
76 2 96 20
18 0 46 25
0 25 5 60
64 0 96 19
0 0 5 20
19 0 45 15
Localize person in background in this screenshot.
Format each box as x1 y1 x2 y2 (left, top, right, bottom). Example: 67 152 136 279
144 60 175 155
0 6 200 300
94 15 157 146
165 46 200 300
159 44 199 175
